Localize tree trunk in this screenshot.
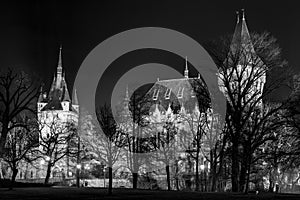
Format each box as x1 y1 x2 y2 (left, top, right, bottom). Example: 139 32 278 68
195 154 200 191
244 161 251 194
175 160 180 191
108 167 113 195
268 170 274 192
132 172 138 189
210 159 217 192
176 177 179 191
9 167 18 190
44 163 52 185
245 155 252 194
0 122 9 156
166 165 171 191
239 160 247 192
231 141 239 192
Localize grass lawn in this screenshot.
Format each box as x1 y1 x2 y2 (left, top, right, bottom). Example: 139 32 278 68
0 187 300 200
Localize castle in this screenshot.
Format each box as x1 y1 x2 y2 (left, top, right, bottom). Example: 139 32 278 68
13 11 266 189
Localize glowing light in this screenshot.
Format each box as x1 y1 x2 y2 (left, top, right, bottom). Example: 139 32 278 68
200 165 205 171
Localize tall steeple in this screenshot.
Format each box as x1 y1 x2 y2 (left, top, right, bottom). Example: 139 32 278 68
56 45 63 89
38 85 44 102
184 56 189 78
231 9 255 55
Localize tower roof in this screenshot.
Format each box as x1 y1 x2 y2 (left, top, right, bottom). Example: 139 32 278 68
57 45 63 73
42 46 75 112
62 74 71 102
230 9 255 56
38 85 44 103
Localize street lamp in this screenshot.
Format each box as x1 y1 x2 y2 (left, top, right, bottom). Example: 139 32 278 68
200 164 205 171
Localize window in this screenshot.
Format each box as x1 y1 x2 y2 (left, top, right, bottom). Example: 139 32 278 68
153 89 159 100
165 88 172 99
191 90 195 98
177 87 184 98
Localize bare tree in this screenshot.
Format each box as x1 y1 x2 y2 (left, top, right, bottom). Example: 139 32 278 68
2 112 38 189
150 118 177 191
206 31 291 192
37 113 77 184
117 88 152 189
0 68 40 156
80 105 122 195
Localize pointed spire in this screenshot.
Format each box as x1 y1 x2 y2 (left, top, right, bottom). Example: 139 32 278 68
38 84 44 102
184 56 189 78
236 11 239 24
241 9 245 21
73 88 79 105
230 9 255 56
55 45 63 89
57 45 63 74
48 75 56 98
125 85 129 101
62 75 71 102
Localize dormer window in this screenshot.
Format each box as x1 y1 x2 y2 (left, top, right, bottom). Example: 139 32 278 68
165 88 172 99
153 89 159 100
177 87 184 98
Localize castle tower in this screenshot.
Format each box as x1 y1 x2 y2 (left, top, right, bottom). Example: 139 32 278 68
35 45 79 179
37 85 47 112
221 9 266 104
184 56 189 78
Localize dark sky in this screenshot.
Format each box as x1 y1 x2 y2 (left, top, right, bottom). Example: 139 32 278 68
0 0 299 102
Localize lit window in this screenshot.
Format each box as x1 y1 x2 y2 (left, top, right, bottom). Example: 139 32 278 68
153 89 159 100
177 87 184 98
165 88 172 99
191 90 195 98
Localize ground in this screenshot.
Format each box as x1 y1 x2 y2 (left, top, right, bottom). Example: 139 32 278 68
0 187 300 200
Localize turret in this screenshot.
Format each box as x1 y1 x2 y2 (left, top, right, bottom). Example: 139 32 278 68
37 85 47 112
61 74 71 111
184 56 189 78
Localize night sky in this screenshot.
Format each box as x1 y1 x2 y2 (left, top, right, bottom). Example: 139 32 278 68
0 0 299 103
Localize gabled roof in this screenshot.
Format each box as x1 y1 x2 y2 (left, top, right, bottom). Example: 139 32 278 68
145 77 210 114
